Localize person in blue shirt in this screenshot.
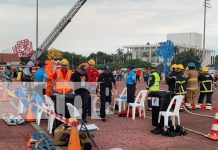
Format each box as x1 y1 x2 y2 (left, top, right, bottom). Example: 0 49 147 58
34 61 47 97
125 64 136 104
34 61 47 82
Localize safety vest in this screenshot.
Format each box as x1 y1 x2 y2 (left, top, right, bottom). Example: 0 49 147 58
199 74 213 93
55 68 72 94
149 72 160 92
174 72 187 95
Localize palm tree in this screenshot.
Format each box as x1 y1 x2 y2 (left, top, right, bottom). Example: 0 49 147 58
116 48 124 64
116 48 124 55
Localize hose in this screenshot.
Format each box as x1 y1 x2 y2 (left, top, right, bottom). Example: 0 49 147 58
183 106 214 119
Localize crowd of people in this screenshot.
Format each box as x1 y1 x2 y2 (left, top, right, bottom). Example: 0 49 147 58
166 63 215 110
1 58 217 124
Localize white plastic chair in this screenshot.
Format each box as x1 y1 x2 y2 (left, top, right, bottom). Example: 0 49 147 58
36 102 47 126
127 90 148 120
18 97 25 114
66 103 99 131
66 103 82 119
113 87 127 112
158 95 184 131
45 95 55 134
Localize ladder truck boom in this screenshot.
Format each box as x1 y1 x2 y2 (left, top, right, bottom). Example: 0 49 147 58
31 0 87 61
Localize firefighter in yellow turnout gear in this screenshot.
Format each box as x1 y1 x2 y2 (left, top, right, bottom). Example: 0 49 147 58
185 62 199 109
197 67 214 109
173 64 187 111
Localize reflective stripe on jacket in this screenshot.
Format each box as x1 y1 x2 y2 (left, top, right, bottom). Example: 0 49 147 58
55 68 72 93
199 73 214 93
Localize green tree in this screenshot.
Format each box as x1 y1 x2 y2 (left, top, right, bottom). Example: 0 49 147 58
116 48 124 64
125 59 151 68
171 48 203 68
174 46 180 64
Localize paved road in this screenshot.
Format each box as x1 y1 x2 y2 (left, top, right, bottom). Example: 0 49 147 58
0 81 218 150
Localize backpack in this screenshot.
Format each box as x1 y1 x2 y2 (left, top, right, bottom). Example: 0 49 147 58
54 124 93 150
161 125 187 137
53 124 71 146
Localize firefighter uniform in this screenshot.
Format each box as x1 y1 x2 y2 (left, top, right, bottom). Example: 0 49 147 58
198 67 214 107
174 65 187 95
166 64 177 92
185 62 199 107
174 64 187 110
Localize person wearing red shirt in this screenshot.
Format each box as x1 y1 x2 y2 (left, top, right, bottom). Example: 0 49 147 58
87 60 99 82
86 59 99 116
135 69 141 82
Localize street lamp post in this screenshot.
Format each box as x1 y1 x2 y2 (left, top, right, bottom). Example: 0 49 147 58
36 0 39 60
202 0 211 66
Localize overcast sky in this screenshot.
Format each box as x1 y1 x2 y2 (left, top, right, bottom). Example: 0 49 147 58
0 0 217 56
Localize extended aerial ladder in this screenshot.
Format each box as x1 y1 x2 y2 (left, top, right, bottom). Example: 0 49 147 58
31 0 87 61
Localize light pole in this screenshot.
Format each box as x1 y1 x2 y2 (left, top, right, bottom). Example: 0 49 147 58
36 0 39 60
202 0 211 66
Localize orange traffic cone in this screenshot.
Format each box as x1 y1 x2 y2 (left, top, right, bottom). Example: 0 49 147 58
68 118 81 150
26 101 35 122
206 111 218 140
2 88 9 102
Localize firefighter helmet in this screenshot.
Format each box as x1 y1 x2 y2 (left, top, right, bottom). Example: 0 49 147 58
172 64 178 69
88 59 95 65
60 59 69 65
177 64 184 70
202 67 209 73
188 62 196 68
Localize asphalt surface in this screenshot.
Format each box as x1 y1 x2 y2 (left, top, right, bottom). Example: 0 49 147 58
1 81 218 150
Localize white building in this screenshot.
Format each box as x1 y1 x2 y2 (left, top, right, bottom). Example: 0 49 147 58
123 44 163 65
123 32 216 66
167 32 202 49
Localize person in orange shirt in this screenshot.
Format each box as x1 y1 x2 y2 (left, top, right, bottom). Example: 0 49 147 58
86 59 99 116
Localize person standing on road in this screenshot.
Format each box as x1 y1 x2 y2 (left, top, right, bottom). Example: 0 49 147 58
86 59 99 116
125 64 136 104
174 64 187 111
2 63 13 82
34 61 47 97
197 67 214 109
34 61 47 82
71 65 89 123
146 65 160 111
185 62 199 109
97 66 117 122
166 64 178 92
53 59 73 94
135 69 141 82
